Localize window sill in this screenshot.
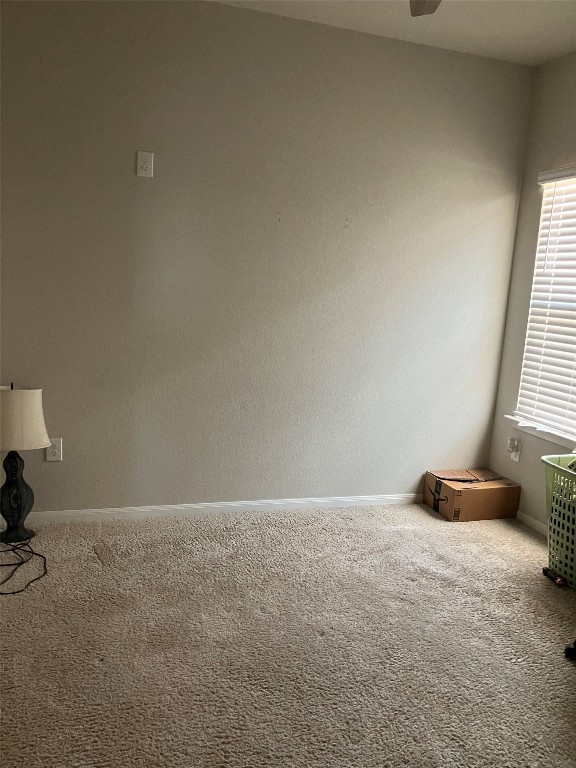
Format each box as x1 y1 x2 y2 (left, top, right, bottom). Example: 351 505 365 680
504 415 576 451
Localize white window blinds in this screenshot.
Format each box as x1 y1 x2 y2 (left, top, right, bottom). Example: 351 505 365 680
515 168 576 441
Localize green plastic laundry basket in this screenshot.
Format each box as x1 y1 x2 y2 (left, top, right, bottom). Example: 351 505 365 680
541 455 576 588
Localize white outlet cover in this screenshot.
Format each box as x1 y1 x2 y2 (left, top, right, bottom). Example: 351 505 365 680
46 438 63 462
136 150 154 178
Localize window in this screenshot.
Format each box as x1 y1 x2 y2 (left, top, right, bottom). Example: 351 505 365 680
515 166 576 442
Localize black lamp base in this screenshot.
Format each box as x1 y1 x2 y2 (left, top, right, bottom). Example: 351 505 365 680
0 451 36 544
0 526 36 544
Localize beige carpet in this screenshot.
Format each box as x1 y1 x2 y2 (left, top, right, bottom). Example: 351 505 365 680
1 504 575 767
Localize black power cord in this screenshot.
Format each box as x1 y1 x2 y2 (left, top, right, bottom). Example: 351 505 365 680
0 539 47 595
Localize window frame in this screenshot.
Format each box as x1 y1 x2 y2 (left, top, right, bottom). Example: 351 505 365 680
513 165 576 447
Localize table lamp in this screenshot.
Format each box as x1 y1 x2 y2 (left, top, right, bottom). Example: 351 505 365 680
0 386 51 543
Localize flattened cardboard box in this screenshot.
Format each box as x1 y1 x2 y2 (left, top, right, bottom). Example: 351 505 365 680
423 469 520 522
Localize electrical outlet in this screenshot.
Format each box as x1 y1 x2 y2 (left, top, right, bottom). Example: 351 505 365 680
136 150 154 178
507 436 521 463
46 438 63 462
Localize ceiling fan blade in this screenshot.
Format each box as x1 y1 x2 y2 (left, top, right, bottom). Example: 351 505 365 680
410 0 442 17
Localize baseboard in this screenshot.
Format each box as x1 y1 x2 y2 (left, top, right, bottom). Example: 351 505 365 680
516 510 548 536
32 493 424 521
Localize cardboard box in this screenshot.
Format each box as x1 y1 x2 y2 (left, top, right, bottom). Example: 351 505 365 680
422 468 520 522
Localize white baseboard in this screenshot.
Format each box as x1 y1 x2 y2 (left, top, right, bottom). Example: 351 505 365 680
516 510 548 536
32 493 424 522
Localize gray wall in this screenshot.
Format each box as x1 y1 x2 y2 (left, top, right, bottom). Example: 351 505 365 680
488 51 576 526
1 2 532 511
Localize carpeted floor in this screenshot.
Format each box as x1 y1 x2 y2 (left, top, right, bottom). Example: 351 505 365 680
1 504 575 767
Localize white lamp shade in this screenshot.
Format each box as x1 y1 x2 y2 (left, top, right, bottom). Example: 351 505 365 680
0 388 51 451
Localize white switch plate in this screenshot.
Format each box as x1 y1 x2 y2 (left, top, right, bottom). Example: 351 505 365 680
136 150 154 177
46 438 63 462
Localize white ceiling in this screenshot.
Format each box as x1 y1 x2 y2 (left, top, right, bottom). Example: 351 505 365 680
219 0 576 66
